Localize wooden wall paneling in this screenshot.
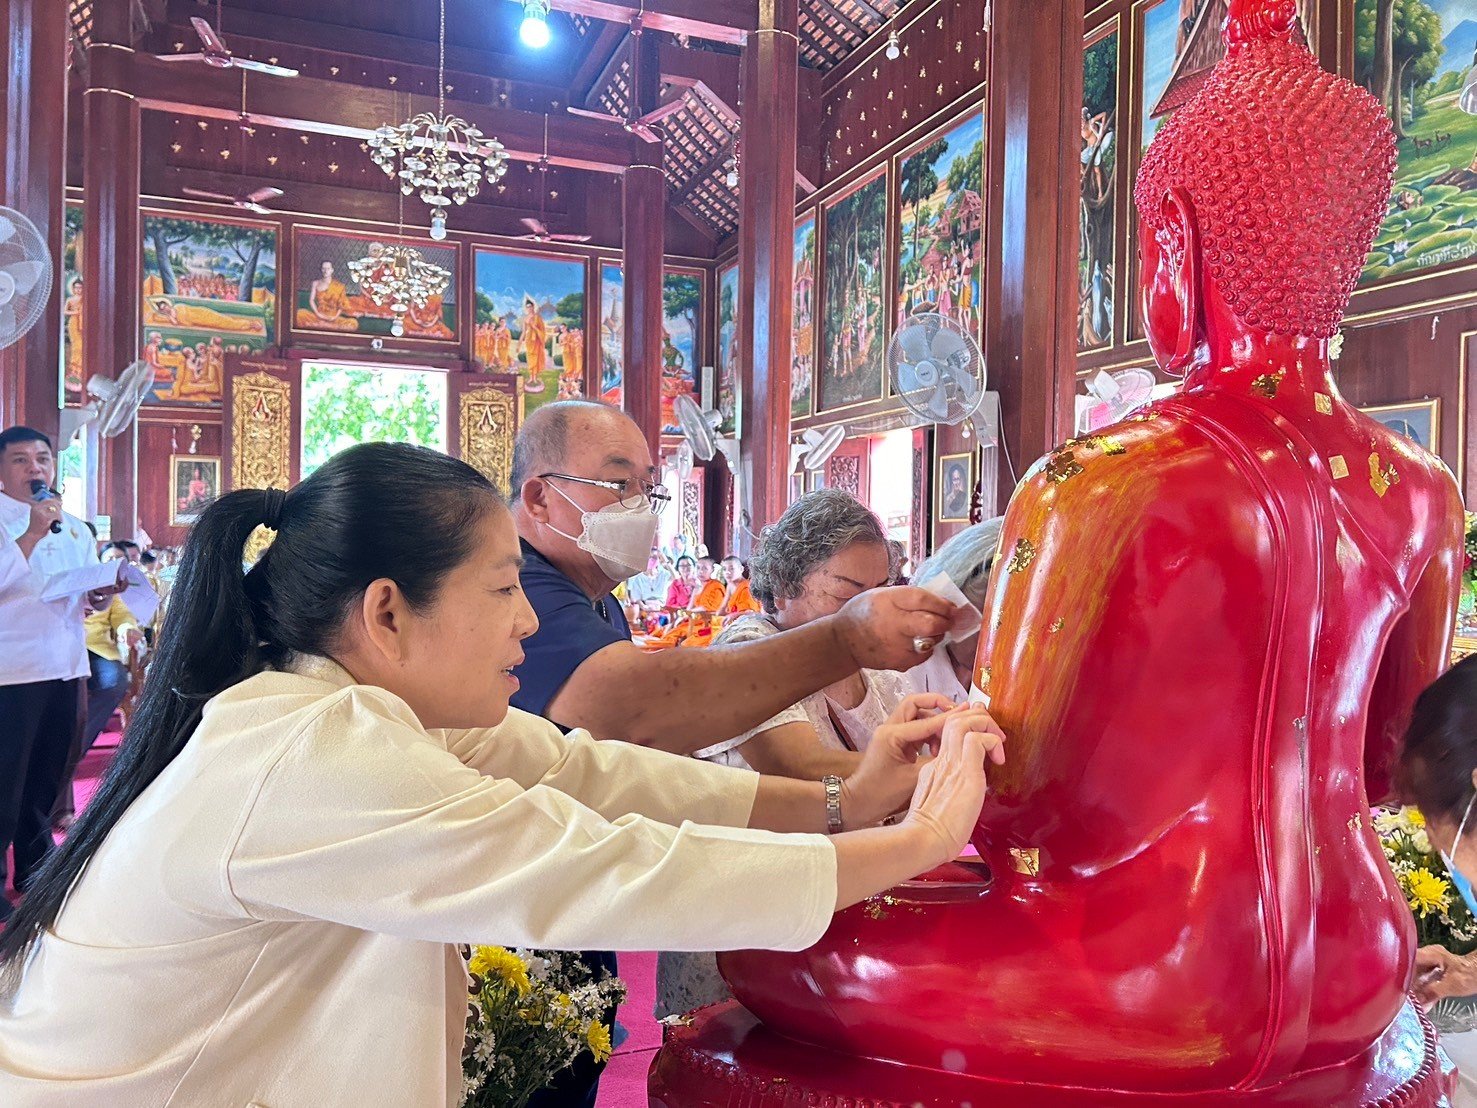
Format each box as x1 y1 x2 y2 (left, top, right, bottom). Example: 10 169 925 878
221 352 301 493
135 413 223 547
0 0 68 434
447 371 521 496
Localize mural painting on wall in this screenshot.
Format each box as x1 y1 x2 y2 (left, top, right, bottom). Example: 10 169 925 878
140 214 277 406
661 271 703 435
473 248 585 415
793 216 816 420
1140 0 1314 153
1355 0 1477 285
716 262 739 435
599 263 624 408
292 228 457 342
897 112 984 342
61 203 83 405
821 171 887 412
1080 29 1118 350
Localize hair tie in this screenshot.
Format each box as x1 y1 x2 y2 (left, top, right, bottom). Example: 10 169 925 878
262 487 287 531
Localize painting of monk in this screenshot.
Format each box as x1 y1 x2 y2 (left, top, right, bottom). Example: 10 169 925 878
473 247 586 416
140 213 276 406
661 270 703 435
292 228 458 342
61 203 84 405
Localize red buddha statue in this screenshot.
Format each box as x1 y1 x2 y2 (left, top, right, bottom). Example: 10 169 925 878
652 2 1465 1103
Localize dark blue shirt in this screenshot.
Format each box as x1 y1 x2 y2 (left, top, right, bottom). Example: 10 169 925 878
511 538 631 723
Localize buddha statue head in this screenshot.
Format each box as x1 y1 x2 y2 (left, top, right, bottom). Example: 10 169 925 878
1133 0 1395 374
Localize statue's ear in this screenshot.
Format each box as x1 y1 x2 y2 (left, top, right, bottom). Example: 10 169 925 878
1159 187 1202 372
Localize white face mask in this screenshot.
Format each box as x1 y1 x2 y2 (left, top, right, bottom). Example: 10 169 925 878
546 482 661 583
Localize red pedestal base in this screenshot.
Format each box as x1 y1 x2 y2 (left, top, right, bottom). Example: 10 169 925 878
649 1000 1457 1107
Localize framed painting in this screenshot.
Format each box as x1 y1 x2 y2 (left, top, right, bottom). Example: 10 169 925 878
1360 398 1441 454
1355 0 1477 287
291 226 458 344
661 268 704 435
62 202 84 406
141 213 277 406
716 260 739 434
793 215 817 419
599 262 624 408
1080 23 1119 351
820 170 887 412
170 454 221 525
896 110 985 340
472 247 586 416
936 451 974 523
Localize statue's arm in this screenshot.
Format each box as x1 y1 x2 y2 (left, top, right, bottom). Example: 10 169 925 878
1364 519 1464 805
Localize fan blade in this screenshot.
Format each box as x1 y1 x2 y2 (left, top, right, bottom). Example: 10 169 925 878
246 187 285 204
519 217 548 235
0 302 16 340
235 58 300 78
0 213 15 245
243 205 271 215
566 106 622 124
638 99 688 126
191 17 228 54
182 187 238 202
0 260 47 297
927 328 968 362
897 325 932 365
155 52 209 63
550 234 593 243
630 123 661 144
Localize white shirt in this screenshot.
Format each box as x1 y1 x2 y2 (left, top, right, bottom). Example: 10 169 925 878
695 614 909 771
0 657 836 1107
903 644 972 705
0 494 97 685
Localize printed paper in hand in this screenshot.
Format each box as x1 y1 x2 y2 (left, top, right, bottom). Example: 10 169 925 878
914 572 983 647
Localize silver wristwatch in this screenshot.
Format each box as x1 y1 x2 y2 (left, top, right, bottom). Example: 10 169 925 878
822 775 844 835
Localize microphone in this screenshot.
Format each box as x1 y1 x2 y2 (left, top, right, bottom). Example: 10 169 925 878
30 479 63 534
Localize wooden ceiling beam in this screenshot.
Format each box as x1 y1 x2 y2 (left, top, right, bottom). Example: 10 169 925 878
116 52 638 173
570 22 630 105
544 0 756 46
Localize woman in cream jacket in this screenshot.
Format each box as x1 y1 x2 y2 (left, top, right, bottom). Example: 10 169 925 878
0 442 1002 1107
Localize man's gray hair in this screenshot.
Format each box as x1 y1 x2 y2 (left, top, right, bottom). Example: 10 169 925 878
912 517 1006 612
509 399 616 502
749 489 894 614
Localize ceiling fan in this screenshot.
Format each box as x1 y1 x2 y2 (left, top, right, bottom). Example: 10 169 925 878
564 17 686 143
182 72 287 216
182 184 284 215
518 117 591 244
157 8 300 78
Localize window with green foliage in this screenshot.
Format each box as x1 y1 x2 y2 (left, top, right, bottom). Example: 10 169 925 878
301 362 447 478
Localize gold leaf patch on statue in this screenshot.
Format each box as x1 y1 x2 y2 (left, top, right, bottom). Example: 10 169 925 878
1251 371 1285 399
1368 453 1399 498
1009 848 1040 876
1314 393 1333 415
1329 455 1349 480
1005 538 1038 574
1044 451 1083 484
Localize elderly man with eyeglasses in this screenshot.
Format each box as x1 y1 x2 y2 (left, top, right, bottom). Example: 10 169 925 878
508 399 958 1108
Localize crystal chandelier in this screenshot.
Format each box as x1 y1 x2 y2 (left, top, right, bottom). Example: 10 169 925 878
366 0 507 239
347 244 451 338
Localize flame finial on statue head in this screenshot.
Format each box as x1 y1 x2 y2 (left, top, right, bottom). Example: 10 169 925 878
1134 0 1395 339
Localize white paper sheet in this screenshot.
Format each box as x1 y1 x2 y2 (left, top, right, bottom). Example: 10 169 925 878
914 571 983 647
40 562 122 602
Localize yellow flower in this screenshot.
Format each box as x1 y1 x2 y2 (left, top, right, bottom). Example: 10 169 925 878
1407 868 1452 917
1406 807 1427 829
585 1019 613 1064
469 946 532 996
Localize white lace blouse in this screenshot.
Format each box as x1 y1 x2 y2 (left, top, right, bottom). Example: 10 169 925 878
692 614 910 771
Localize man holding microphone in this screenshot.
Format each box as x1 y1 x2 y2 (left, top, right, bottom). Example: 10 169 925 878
0 426 116 922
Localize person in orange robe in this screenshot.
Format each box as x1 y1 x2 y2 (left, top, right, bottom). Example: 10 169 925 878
690 556 726 613
719 555 762 616
652 555 726 648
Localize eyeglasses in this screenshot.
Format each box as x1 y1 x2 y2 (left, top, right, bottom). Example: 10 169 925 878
540 472 671 515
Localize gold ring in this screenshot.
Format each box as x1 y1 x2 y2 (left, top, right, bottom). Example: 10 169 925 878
912 636 938 654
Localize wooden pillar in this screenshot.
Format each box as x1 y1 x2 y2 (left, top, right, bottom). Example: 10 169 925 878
982 0 1082 494
622 30 665 462
735 0 799 544
0 0 68 436
83 0 141 538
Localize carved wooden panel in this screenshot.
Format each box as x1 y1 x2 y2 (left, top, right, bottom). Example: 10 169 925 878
228 369 293 492
458 387 517 494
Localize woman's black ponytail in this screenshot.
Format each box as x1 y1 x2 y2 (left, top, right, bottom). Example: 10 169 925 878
1 442 498 976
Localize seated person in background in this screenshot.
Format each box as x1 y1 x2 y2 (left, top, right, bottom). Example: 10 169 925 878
720 555 762 616
905 518 1005 704
692 555 725 612
80 597 140 755
665 555 697 610
696 490 946 777
626 550 672 616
